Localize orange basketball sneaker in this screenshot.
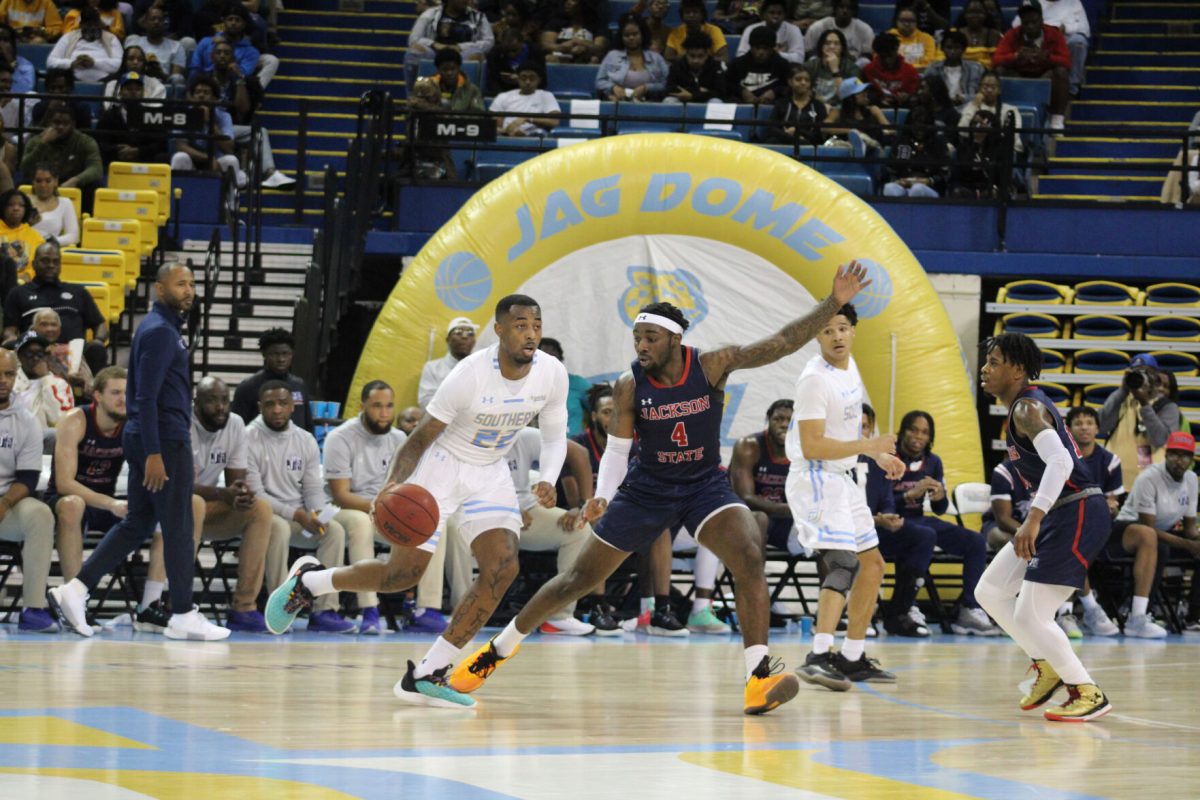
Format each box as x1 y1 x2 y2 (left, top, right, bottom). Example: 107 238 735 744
449 639 520 693
744 656 800 715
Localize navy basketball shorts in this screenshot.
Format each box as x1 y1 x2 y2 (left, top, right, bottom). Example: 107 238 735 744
765 516 795 550
43 495 121 536
1025 493 1111 590
594 465 747 553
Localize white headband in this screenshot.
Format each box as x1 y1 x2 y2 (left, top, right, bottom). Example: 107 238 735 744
634 313 684 336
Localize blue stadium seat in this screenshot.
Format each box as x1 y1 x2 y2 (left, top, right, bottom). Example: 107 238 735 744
1032 381 1072 408
1040 348 1067 374
614 101 684 133
1145 282 1200 307
683 102 757 141
1145 315 1200 342
1073 314 1134 340
857 4 895 32
473 137 551 182
1073 280 1142 306
547 63 599 101
550 100 615 137
1003 78 1050 128
18 43 52 74
1073 349 1130 375
994 312 1063 338
1147 350 1199 376
725 35 740 61
1082 383 1118 409
997 279 1071 304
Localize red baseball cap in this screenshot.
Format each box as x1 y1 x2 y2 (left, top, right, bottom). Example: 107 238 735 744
1165 431 1196 453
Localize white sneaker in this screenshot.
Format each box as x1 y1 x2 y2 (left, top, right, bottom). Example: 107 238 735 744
951 606 1001 636
909 606 927 627
1082 606 1119 636
538 617 595 636
47 580 93 638
165 608 232 641
1057 612 1083 640
1123 614 1167 639
1049 114 1065 131
261 170 297 188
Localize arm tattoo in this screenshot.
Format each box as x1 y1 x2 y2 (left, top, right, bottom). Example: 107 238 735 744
725 295 840 373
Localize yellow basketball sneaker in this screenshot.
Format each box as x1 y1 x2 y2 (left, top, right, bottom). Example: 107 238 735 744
744 655 801 715
1020 659 1064 710
1044 683 1112 722
449 639 519 693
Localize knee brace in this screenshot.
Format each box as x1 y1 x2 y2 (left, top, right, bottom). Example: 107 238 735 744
820 549 860 596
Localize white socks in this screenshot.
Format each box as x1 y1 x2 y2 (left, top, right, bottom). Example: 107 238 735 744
841 638 865 662
1078 591 1100 612
493 619 527 658
301 568 337 596
1131 596 1149 618
744 645 768 680
813 632 834 655
415 636 462 678
141 580 165 609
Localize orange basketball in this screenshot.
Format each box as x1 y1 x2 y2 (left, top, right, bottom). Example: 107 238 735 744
373 483 439 547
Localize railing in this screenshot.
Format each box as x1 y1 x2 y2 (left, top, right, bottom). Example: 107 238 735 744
188 227 222 372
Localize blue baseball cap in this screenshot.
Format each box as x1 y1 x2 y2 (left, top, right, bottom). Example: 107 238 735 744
838 77 870 101
1130 353 1159 369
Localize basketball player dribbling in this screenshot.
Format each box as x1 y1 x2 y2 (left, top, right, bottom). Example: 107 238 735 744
975 333 1112 721
264 295 570 709
447 262 870 715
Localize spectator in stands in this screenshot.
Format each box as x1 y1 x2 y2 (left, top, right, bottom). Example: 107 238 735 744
1111 431 1198 638
206 38 294 188
1015 0 1087 98
540 0 607 64
190 5 278 90
248 381 355 633
734 0 802 64
63 0 125 40
981 458 1025 551
823 75 887 150
957 71 1022 155
728 25 789 104
895 0 949 34
429 47 484 112
1099 353 1184 491
47 6 123 83
488 24 539 95
2 241 108 374
31 69 92 131
665 31 729 104
231 327 312 429
804 28 860 105
190 379 277 634
169 75 247 189
537 336 588 436
2 0 63 42
322 379 408 635
0 25 35 90
95 71 170 166
804 0 873 64
27 165 79 246
31 308 90 401
714 0 760 35
0 63 34 144
490 61 561 137
862 32 919 108
924 30 982 112
790 1 831 33
0 187 43 279
1160 109 1200 206
405 0 494 90
892 409 999 635
11 329 72 434
0 348 57 631
397 405 423 434
631 0 671 54
666 0 729 63
881 105 946 197
992 0 1070 130
103 44 165 102
764 65 825 144
595 14 668 101
1067 406 1124 515
888 6 934 70
492 0 540 46
417 316 477 407
125 6 186 87
729 399 794 551
954 0 1002 67
949 108 999 197
22 102 103 194
46 365 124 585
190 0 228 43
916 74 962 145
402 78 457 180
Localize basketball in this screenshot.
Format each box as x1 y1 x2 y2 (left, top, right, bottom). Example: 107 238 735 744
373 483 439 547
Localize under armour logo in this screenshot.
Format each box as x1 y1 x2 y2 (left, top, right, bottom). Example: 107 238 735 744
481 396 495 404
641 397 652 406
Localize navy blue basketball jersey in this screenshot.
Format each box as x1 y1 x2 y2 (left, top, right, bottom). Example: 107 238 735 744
632 346 723 483
572 429 639 490
752 431 788 503
1005 386 1097 498
50 404 125 497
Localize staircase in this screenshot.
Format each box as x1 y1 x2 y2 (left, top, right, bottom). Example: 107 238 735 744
1037 0 1200 202
255 0 414 222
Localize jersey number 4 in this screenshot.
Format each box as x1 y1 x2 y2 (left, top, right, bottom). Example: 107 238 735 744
671 422 689 448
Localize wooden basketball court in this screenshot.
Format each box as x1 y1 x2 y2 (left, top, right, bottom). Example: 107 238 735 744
0 628 1196 799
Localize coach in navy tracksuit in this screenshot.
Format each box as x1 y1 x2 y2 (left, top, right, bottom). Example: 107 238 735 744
51 265 228 640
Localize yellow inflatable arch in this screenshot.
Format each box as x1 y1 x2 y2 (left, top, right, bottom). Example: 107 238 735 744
350 134 982 488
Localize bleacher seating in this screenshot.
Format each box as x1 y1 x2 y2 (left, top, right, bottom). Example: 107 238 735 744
1073 313 1134 340
547 63 600 101
1073 280 1142 306
92 189 159 257
997 279 1072 304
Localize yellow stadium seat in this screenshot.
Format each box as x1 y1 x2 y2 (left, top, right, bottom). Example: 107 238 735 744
1144 315 1200 342
1148 350 1199 377
91 189 159 256
61 248 126 322
1072 314 1135 340
1040 348 1067 374
81 218 140 289
81 283 112 326
106 162 176 225
1073 348 1131 375
1072 280 1142 306
18 185 84 235
1032 381 1072 409
996 280 1072 304
1145 282 1200 307
1082 383 1118 409
994 312 1065 339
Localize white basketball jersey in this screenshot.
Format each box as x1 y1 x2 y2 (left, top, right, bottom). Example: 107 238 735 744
785 353 865 473
425 343 568 467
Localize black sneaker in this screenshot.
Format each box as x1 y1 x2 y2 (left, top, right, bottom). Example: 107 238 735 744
884 614 930 638
796 651 852 692
134 600 170 633
646 607 689 637
832 652 897 683
585 603 622 637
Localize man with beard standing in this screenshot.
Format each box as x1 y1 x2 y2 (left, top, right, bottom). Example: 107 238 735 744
49 264 231 641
